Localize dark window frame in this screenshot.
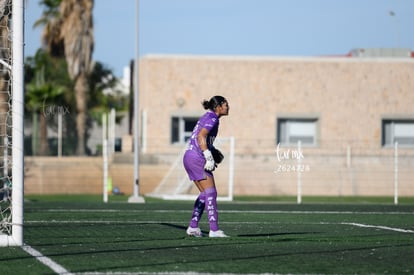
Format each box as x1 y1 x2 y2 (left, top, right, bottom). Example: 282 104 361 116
171 116 199 144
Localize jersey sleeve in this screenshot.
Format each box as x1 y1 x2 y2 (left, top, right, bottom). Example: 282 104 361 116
200 113 218 132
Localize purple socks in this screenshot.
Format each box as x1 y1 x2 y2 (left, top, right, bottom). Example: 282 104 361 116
204 187 219 231
189 187 219 231
189 191 206 228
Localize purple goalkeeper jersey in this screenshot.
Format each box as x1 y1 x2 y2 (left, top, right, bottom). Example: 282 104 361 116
187 111 219 155
183 111 219 181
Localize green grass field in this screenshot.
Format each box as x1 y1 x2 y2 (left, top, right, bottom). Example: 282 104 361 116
1 195 414 274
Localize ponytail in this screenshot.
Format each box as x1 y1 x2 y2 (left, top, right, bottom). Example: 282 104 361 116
202 95 227 111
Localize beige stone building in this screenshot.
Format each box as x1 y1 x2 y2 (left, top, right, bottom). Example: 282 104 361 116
24 52 414 199
138 54 414 198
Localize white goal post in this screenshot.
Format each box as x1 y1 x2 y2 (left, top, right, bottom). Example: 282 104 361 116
147 136 235 201
0 0 24 247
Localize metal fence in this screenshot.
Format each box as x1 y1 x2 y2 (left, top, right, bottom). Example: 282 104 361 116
142 138 414 200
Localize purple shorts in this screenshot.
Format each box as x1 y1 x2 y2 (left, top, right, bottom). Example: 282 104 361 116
183 150 213 181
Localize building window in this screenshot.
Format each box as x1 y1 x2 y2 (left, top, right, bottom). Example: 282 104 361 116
171 116 198 144
382 119 414 147
277 118 318 146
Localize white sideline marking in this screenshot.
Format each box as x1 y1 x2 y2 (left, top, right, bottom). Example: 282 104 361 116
77 273 284 275
342 222 414 233
22 245 73 275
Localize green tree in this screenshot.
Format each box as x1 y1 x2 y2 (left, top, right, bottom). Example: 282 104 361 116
35 0 94 155
26 69 63 155
32 0 128 155
25 49 71 155
88 62 128 120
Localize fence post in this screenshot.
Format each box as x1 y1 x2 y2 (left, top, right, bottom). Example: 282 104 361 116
109 108 116 155
342 144 352 196
228 136 235 201
103 139 108 203
102 113 108 203
297 140 302 204
394 142 398 205
58 113 62 157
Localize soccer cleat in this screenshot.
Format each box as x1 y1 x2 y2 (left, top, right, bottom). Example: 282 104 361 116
186 227 203 237
209 230 229 238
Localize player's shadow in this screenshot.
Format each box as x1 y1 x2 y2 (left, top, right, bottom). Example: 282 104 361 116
160 223 319 238
159 223 321 238
160 222 187 230
159 223 210 236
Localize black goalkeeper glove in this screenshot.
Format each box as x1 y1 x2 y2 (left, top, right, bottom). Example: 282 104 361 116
210 147 224 164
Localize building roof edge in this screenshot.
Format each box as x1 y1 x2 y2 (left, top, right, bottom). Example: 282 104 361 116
140 54 414 63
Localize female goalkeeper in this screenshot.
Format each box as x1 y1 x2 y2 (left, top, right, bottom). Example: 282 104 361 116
183 95 230 238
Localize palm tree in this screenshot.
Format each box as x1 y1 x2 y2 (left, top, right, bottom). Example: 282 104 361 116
59 0 94 155
35 0 94 155
26 69 64 155
25 49 69 155
34 0 64 58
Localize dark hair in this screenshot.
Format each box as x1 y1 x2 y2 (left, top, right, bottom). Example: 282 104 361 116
202 95 227 110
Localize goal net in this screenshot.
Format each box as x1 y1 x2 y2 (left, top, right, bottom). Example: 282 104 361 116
148 137 235 201
0 0 24 247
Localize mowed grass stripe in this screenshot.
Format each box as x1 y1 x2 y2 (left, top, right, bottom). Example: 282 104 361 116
26 220 414 235
39 208 414 215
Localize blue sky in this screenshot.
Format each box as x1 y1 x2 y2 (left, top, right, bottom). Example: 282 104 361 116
25 0 414 77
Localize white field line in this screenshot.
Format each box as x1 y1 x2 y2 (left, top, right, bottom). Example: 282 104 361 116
76 273 287 275
22 245 74 275
341 222 414 233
